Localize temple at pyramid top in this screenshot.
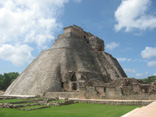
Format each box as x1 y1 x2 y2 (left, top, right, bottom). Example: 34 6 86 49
57 25 104 51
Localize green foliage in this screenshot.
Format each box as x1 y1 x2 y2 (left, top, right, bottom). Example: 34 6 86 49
0 103 140 117
148 76 156 82
0 72 19 91
138 75 156 83
0 74 4 90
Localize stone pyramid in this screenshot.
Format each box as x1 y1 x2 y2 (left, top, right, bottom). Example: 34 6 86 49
5 25 127 96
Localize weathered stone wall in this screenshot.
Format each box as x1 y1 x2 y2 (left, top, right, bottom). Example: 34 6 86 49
79 78 156 100
95 52 127 80
44 92 79 98
79 86 156 100
63 25 89 41
73 99 152 106
88 36 104 51
5 49 63 95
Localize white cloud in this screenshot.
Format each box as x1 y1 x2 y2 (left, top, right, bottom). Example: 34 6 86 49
117 58 132 62
124 68 137 73
136 73 142 77
0 0 82 66
141 47 156 59
74 0 82 3
0 0 69 48
106 42 119 50
147 61 156 67
136 72 148 78
117 58 147 63
154 73 156 76
115 0 156 32
0 44 34 66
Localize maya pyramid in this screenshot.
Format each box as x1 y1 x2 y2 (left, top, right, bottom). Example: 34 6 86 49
5 25 127 97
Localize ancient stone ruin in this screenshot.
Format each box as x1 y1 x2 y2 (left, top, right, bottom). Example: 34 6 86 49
5 25 156 99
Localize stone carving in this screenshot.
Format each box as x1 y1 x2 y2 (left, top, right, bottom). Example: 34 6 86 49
5 25 156 99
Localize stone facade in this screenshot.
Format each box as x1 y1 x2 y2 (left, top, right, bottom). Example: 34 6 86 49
79 78 156 99
4 25 156 99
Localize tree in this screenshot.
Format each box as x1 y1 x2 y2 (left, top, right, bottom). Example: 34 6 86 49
3 73 11 90
148 76 156 82
0 74 4 90
0 72 19 91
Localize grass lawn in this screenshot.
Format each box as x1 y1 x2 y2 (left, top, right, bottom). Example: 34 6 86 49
0 97 44 103
0 103 140 117
0 99 27 103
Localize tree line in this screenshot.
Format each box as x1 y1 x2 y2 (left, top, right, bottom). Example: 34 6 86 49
138 75 156 83
0 72 19 91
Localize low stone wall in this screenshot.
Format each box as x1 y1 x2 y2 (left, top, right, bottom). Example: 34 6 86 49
47 100 75 106
19 106 50 111
59 100 75 106
0 95 36 100
0 103 38 109
71 99 153 106
2 95 36 98
103 94 156 100
45 92 79 98
79 88 156 100
0 96 17 100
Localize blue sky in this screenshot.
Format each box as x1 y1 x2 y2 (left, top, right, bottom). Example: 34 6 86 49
0 0 156 78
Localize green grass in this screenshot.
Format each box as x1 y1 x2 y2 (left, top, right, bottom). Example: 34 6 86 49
0 103 140 117
0 99 27 103
0 97 44 103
